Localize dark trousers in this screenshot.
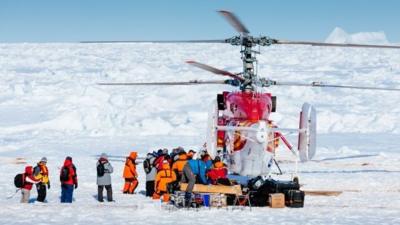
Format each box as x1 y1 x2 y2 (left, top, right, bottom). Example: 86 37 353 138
146 181 155 197
61 184 74 203
36 183 47 202
98 185 113 202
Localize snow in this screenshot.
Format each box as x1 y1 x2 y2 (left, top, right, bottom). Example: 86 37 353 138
0 42 400 224
325 27 390 45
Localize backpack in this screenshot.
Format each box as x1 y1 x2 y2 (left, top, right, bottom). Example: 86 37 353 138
97 162 105 177
60 167 70 182
143 158 152 174
14 173 25 188
143 153 156 174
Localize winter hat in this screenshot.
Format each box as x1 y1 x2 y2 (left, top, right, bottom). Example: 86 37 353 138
162 148 169 155
100 153 108 160
161 160 170 170
66 156 72 162
188 149 196 154
187 149 196 158
40 157 47 163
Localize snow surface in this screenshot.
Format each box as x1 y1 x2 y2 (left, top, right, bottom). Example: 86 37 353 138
0 43 399 224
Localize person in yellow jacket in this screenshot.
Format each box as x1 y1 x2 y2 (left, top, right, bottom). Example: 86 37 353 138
33 157 50 202
153 160 176 202
123 152 138 194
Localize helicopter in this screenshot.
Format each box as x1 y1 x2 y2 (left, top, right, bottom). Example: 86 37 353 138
87 10 400 178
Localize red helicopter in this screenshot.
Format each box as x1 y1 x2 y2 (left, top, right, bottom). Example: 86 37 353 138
93 10 400 178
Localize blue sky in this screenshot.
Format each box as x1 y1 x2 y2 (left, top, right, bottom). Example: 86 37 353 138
1 0 399 42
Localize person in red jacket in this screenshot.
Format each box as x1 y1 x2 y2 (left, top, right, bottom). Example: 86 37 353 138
21 166 40 203
60 156 78 203
207 157 230 185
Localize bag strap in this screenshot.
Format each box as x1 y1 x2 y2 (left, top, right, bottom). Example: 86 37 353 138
161 170 171 179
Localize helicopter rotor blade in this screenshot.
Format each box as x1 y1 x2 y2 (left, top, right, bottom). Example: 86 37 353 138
274 40 400 49
98 80 228 86
80 39 228 44
218 10 250 34
272 81 400 91
186 60 245 81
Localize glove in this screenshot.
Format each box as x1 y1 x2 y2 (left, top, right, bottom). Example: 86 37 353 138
47 183 50 189
74 183 78 189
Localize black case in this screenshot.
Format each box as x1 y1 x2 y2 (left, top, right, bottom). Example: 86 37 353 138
284 190 305 208
261 179 300 193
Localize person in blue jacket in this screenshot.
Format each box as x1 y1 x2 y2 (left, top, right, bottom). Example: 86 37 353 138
181 157 210 207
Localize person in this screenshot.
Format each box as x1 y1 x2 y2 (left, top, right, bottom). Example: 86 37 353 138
33 157 50 202
170 146 184 163
154 148 169 172
144 152 157 197
123 152 138 194
171 151 187 181
60 156 78 203
207 157 230 185
21 166 40 203
97 153 113 202
186 149 196 160
154 160 176 202
180 158 208 207
200 151 213 170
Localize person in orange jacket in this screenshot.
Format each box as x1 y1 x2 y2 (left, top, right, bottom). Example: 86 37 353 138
153 160 176 202
171 151 187 181
123 152 138 194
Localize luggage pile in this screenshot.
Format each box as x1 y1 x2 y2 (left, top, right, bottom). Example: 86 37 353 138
248 176 305 208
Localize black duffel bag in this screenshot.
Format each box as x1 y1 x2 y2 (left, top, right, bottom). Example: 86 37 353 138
261 179 300 193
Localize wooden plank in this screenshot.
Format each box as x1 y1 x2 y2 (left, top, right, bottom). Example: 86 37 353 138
180 183 242 195
304 190 343 196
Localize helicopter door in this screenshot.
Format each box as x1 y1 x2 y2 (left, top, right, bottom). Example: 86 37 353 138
298 102 317 161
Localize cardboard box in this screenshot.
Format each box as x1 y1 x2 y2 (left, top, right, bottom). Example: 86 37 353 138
269 193 285 208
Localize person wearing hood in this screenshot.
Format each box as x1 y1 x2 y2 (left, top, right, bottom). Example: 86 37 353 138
60 156 78 203
21 166 40 203
33 157 50 202
154 160 176 202
97 153 114 202
123 152 138 194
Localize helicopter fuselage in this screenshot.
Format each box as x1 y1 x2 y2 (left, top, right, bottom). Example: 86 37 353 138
214 91 278 176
